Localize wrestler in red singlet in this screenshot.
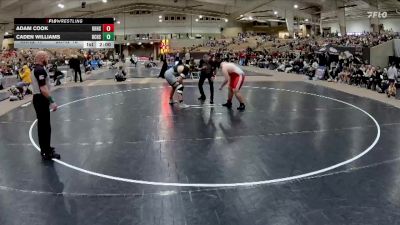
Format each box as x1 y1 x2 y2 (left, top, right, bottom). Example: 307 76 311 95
219 62 246 111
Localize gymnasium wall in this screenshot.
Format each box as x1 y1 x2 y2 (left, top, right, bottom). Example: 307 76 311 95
114 13 227 36
370 40 395 68
322 18 400 34
1 37 13 50
222 27 244 37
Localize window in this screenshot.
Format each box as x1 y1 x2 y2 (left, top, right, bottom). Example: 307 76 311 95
165 16 169 21
177 16 181 20
171 16 175 20
182 16 186 20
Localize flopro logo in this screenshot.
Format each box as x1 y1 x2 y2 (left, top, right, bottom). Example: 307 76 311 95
367 11 388 18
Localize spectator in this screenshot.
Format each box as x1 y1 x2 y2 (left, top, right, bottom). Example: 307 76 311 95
338 67 351 84
16 65 32 95
387 62 398 97
0 74 5 90
185 51 191 65
69 55 83 82
130 54 138 67
52 65 65 86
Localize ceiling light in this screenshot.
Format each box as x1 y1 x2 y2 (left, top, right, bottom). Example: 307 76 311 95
113 17 116 21
248 16 253 20
117 20 121 24
195 18 199 22
224 18 228 22
138 42 142 45
57 3 64 8
294 4 298 9
305 18 309 22
274 11 278 15
127 43 130 46
102 0 107 3
240 14 243 17
159 19 162 22
159 15 162 19
150 42 154 44
5 32 8 35
199 15 203 18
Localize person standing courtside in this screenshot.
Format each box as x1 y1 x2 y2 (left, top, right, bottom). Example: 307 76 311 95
198 54 215 104
387 62 398 97
69 55 82 83
31 51 60 160
185 51 191 65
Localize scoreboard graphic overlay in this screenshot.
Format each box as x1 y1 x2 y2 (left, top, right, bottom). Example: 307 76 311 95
14 18 114 49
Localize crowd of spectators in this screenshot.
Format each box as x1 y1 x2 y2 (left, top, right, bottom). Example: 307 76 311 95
242 35 399 97
2 31 399 99
197 32 400 98
321 32 399 48
0 48 109 95
249 48 398 96
188 32 259 51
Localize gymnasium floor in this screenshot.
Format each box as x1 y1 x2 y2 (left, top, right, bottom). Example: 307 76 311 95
1 69 400 225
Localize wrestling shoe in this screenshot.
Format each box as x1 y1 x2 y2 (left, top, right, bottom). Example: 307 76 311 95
198 96 206 101
41 150 61 160
237 103 246 111
222 101 232 108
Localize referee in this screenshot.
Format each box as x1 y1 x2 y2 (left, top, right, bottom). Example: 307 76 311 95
31 51 60 160
198 54 215 104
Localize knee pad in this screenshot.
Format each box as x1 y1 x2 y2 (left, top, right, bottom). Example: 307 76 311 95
176 84 184 94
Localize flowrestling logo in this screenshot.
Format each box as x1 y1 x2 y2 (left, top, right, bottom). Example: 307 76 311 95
47 19 83 24
367 11 388 18
367 9 400 18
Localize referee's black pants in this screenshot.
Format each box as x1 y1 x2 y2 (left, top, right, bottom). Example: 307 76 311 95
74 69 82 82
33 94 51 155
198 73 214 101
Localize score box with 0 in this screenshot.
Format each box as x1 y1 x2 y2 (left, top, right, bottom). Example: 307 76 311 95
92 24 114 32
103 32 114 41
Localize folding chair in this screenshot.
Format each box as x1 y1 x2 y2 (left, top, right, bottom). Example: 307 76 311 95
190 71 200 80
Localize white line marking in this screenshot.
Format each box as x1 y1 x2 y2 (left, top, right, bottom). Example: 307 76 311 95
28 86 381 187
88 80 103 86
187 104 219 109
188 191 193 202
1 157 397 197
21 102 32 107
214 210 221 224
0 121 33 124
